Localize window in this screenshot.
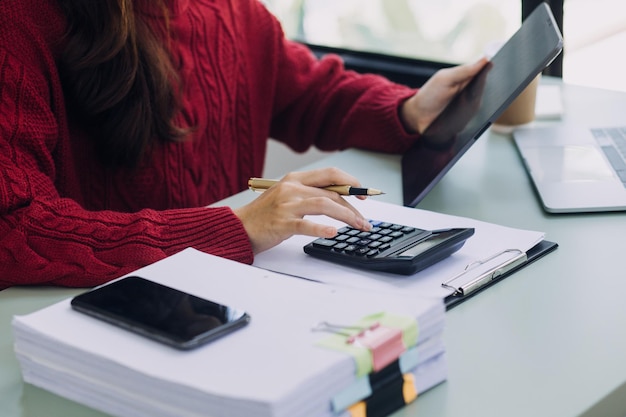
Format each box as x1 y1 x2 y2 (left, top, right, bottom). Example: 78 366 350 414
263 0 520 65
264 0 626 93
562 0 626 92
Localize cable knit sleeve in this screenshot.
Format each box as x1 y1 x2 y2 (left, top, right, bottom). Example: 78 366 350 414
253 3 421 154
0 49 253 289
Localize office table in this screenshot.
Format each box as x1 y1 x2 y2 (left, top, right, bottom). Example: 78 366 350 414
2 80 626 417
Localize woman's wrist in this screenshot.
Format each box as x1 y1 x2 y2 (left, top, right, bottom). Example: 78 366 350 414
399 94 422 135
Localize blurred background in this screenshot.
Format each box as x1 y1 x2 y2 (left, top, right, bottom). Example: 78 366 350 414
261 0 626 92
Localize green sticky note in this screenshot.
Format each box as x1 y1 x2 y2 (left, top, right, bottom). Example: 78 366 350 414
316 333 373 377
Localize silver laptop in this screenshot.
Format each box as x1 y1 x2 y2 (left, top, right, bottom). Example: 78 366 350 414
513 125 626 213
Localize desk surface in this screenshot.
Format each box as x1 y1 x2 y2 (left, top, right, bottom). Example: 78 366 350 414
2 80 626 417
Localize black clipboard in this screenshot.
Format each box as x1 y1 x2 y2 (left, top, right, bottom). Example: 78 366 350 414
444 240 558 310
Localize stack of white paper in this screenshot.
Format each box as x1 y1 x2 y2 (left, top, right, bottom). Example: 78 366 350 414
13 248 447 417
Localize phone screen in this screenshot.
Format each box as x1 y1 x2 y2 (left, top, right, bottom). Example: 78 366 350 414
71 276 250 349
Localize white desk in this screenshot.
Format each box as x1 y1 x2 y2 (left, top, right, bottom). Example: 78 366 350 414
2 80 626 417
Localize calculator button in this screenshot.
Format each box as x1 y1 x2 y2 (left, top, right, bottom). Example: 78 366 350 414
378 243 391 251
355 247 370 256
312 239 336 249
344 245 358 253
313 221 433 258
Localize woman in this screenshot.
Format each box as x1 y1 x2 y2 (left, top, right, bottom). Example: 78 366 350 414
0 0 487 288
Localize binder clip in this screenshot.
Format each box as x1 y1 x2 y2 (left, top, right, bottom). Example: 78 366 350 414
312 321 406 372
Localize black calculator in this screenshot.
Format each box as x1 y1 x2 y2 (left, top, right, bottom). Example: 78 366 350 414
303 220 474 275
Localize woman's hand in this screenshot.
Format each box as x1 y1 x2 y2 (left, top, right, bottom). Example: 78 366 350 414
233 168 372 254
400 57 490 134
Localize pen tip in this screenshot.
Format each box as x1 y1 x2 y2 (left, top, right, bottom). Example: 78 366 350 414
367 189 385 196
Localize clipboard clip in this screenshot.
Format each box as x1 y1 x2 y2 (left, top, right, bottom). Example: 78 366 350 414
312 321 406 372
442 249 528 297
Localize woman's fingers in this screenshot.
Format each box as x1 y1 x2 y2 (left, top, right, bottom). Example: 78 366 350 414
281 167 362 189
233 168 371 254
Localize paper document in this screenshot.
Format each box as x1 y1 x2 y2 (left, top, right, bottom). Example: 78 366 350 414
253 198 545 299
13 248 447 417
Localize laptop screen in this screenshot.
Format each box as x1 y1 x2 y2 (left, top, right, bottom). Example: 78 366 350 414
401 3 563 207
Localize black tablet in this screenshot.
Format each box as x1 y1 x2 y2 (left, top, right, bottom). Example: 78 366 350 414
401 2 563 207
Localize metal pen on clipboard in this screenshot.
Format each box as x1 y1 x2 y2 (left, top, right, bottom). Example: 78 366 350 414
442 249 528 297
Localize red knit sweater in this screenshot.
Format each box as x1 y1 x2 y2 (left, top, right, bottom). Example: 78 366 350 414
0 0 419 289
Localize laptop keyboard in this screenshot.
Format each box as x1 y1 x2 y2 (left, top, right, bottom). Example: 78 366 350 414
591 127 626 187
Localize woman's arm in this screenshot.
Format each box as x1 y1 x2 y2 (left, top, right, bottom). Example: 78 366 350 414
248 0 487 154
0 50 253 289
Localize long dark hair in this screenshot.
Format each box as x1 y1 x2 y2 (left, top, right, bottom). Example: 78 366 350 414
58 0 188 167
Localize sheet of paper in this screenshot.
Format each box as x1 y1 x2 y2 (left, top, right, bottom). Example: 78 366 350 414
253 199 545 299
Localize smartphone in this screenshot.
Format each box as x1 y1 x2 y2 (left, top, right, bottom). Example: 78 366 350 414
71 276 250 350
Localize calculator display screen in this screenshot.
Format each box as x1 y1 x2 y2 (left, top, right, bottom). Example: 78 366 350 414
398 230 456 257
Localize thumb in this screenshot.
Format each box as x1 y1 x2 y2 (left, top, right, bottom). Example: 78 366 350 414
457 57 489 81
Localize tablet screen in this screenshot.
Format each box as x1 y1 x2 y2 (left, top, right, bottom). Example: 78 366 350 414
401 3 563 207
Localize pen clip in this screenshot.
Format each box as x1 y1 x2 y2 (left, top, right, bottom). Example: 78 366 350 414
312 321 381 343
441 249 527 297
